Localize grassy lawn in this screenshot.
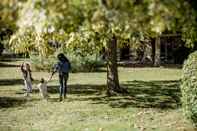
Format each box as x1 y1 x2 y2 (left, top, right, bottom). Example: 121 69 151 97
0 59 195 131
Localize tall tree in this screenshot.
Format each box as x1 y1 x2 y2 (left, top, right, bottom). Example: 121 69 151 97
9 0 197 95
0 0 25 51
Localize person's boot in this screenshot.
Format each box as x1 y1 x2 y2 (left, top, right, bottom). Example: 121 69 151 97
63 94 67 99
59 96 62 102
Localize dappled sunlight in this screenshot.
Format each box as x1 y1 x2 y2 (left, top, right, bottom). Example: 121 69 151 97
1 0 197 130
0 58 195 131
46 80 181 109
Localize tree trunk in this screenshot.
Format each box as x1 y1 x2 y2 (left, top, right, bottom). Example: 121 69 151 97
106 35 122 95
154 37 161 67
141 42 153 64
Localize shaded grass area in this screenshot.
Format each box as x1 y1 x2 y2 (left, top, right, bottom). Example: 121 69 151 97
0 80 181 109
125 80 181 109
0 62 19 67
0 79 24 86
0 96 27 108
47 80 181 109
0 96 40 108
0 58 195 131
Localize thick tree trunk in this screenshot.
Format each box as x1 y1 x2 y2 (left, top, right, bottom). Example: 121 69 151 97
154 37 161 67
106 35 122 95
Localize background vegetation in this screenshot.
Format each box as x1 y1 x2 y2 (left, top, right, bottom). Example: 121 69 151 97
1 0 197 129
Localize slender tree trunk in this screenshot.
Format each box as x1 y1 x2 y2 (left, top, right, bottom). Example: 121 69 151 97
154 37 161 67
141 42 153 64
106 35 122 95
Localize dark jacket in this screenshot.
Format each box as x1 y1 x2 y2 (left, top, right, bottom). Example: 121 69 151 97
53 60 71 75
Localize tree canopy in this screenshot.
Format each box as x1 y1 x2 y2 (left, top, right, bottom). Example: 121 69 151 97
4 0 197 93
8 0 197 56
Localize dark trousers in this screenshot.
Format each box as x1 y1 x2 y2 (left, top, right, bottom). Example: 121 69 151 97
59 73 69 98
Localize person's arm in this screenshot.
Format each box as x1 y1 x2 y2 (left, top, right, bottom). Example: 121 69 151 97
30 71 34 81
48 71 55 82
49 64 58 81
20 63 25 72
51 71 55 78
20 63 27 79
68 60 71 71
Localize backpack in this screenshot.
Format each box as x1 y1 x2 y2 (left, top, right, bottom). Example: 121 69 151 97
58 61 71 74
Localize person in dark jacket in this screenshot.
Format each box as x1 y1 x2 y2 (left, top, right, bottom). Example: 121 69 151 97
50 53 71 101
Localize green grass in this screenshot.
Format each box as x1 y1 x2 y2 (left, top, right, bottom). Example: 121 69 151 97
0 59 195 131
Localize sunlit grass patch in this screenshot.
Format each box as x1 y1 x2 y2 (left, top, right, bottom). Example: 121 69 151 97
0 59 195 131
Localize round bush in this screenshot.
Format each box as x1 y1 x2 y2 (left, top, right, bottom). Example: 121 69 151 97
181 51 197 127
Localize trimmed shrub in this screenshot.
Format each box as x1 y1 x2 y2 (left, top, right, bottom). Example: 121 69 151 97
181 51 197 127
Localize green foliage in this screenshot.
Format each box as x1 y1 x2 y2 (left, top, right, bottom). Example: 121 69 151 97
9 27 56 57
30 54 57 71
65 28 103 57
67 53 104 72
0 0 25 49
181 51 197 127
31 52 104 72
8 0 197 56
9 27 36 54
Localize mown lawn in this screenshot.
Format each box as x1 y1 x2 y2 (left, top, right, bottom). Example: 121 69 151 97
0 59 195 131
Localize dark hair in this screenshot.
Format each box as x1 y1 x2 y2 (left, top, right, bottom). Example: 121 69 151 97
40 78 45 83
57 53 69 62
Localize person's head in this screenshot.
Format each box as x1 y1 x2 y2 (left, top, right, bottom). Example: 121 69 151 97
40 78 45 83
22 62 31 71
57 53 68 62
25 63 30 70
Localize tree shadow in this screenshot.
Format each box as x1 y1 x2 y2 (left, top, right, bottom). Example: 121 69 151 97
1 80 181 109
15 88 40 95
118 60 182 69
161 64 182 69
47 84 105 95
0 79 24 86
92 68 107 72
48 80 181 109
0 62 19 67
117 80 181 109
0 97 27 108
0 96 40 108
47 97 61 102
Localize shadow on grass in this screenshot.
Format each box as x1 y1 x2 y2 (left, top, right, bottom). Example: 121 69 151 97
1 80 180 109
47 80 181 109
47 97 60 102
48 84 104 95
0 62 19 68
15 88 40 95
119 80 181 109
0 79 24 86
118 61 182 69
0 97 27 108
0 96 40 108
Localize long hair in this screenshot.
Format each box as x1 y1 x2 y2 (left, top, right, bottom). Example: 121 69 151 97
57 53 69 62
